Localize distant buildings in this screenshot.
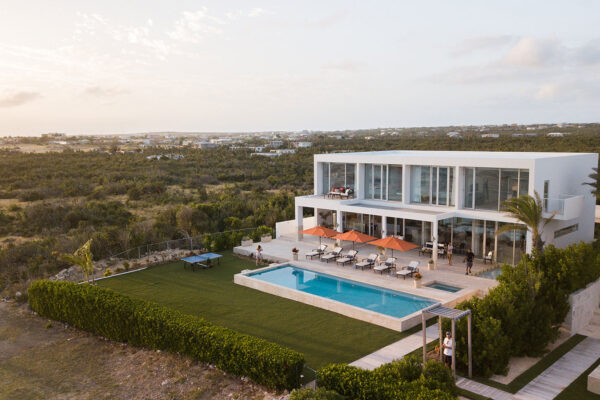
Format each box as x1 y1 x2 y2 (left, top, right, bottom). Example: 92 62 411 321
547 132 566 137
481 133 499 138
269 141 284 148
447 132 461 138
198 142 217 149
251 149 296 157
295 142 312 148
146 154 184 160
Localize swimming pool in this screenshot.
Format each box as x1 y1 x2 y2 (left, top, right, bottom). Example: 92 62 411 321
247 265 436 319
477 267 503 280
426 282 462 293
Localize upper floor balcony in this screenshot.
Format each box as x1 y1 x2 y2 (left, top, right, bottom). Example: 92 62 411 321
543 195 584 220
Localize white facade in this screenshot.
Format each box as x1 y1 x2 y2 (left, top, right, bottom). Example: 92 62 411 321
292 150 597 265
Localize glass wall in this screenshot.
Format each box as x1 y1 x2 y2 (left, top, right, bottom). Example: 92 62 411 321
453 217 473 255
342 213 382 237
410 166 454 205
405 219 424 245
364 164 389 200
438 218 453 244
464 168 474 208
320 163 356 194
463 168 530 210
484 221 496 259
388 166 402 201
496 223 515 265
386 217 404 237
317 209 334 230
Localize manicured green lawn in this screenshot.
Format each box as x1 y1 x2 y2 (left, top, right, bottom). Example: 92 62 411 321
98 252 405 369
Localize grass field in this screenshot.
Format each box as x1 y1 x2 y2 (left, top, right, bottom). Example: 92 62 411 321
98 252 406 369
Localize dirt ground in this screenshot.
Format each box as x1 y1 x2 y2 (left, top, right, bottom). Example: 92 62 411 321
0 301 280 400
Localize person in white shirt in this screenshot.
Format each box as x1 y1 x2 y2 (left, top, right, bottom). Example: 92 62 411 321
442 331 454 368
255 245 263 265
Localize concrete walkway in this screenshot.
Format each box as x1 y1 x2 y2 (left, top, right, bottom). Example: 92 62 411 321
513 336 600 400
456 336 600 400
350 323 440 369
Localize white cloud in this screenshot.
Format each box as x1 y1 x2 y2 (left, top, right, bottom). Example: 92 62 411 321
306 10 348 28
0 91 41 107
503 37 563 67
247 8 271 18
167 8 226 43
451 35 516 56
323 60 363 73
535 83 558 100
84 86 130 97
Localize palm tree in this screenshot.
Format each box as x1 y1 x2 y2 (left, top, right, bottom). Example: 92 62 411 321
53 239 96 284
497 191 555 253
583 167 599 197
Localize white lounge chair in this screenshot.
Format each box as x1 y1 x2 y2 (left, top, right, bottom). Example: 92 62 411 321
483 251 494 264
321 247 343 263
306 244 328 260
397 261 420 279
356 254 378 270
374 257 396 274
336 250 358 266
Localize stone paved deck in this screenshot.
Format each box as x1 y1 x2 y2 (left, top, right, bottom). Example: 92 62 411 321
350 323 440 369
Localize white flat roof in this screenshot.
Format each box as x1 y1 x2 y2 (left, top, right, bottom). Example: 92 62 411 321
315 150 594 161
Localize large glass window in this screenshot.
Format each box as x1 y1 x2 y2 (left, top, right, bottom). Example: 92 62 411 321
410 166 454 205
373 165 382 200
405 219 424 245
475 168 500 210
464 168 474 208
519 170 529 196
365 164 373 198
321 163 330 194
453 217 473 255
463 168 529 211
330 163 345 188
500 169 519 204
496 223 515 265
364 164 388 200
388 166 402 201
438 167 448 205
321 163 355 194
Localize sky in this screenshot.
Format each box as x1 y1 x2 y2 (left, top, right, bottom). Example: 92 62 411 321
1 1 600 136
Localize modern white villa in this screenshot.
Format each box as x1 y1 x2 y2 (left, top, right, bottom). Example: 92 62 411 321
289 150 597 266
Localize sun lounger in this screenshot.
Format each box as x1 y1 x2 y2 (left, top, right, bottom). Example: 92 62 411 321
306 244 328 260
355 254 378 270
336 250 358 266
397 261 419 279
374 257 396 274
320 247 343 263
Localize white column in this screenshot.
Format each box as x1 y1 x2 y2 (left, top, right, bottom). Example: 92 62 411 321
336 210 343 233
525 230 533 254
453 166 460 208
402 165 409 205
355 164 363 199
296 205 303 241
382 216 388 238
432 219 438 269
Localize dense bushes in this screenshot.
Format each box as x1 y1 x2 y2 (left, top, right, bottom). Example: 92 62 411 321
317 357 456 400
289 388 346 400
445 242 600 377
28 280 305 390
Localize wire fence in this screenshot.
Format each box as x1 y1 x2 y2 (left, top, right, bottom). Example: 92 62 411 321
107 227 261 261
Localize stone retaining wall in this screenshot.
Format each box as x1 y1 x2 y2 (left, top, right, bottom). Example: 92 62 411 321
565 277 600 334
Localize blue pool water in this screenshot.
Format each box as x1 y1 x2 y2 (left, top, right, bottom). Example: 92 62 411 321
478 267 503 280
248 265 436 319
426 282 462 293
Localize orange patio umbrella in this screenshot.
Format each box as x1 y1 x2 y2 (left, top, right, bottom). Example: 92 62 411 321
301 225 339 247
369 236 419 257
332 230 377 250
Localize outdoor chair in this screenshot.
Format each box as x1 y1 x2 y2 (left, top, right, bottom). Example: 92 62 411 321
321 247 343 263
339 188 354 199
306 244 328 260
355 253 378 270
483 251 494 264
373 257 396 274
336 249 358 266
397 261 420 279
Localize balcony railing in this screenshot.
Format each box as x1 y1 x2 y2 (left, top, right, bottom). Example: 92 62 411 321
543 195 584 220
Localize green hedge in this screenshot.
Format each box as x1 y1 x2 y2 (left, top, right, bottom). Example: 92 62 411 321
28 280 304 390
318 357 456 400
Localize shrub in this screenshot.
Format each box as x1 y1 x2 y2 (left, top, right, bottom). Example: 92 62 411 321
123 261 130 271
103 268 113 277
289 387 346 400
28 280 305 390
318 358 456 400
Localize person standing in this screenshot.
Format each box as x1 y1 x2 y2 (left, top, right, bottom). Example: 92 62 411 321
442 331 454 368
447 243 453 265
464 248 474 275
255 245 263 265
